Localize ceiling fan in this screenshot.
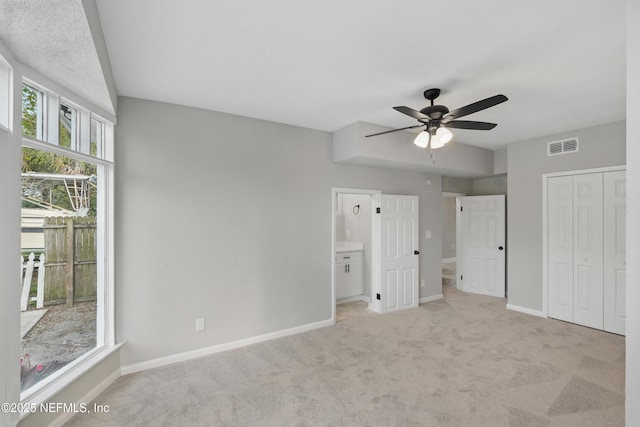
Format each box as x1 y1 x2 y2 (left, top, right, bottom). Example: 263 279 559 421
366 88 508 149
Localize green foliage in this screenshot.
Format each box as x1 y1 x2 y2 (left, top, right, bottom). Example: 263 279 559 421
22 85 38 137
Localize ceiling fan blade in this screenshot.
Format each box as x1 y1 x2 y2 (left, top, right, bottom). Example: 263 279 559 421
393 106 430 121
443 120 497 130
442 94 508 122
365 124 425 138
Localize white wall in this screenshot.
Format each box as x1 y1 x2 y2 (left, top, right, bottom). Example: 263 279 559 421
506 120 626 311
626 1 640 424
115 97 443 368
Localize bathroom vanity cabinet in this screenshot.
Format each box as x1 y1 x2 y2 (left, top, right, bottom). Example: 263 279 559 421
335 251 363 300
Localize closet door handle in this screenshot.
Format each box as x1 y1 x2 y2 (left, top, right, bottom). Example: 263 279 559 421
344 265 347 273
347 264 350 273
498 246 504 251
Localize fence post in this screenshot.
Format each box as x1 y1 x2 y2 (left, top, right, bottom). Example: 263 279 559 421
36 254 45 309
21 253 35 311
66 217 75 307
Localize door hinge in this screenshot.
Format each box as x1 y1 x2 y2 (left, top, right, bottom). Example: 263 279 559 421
376 207 381 214
460 206 463 212
376 293 381 300
460 275 463 280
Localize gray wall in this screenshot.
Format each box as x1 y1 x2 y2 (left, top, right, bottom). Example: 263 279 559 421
507 120 626 311
441 195 457 259
115 97 443 367
472 175 507 195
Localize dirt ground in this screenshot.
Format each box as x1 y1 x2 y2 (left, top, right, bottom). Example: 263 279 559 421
20 301 96 390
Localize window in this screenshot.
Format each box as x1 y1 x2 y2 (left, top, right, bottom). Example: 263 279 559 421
0 56 9 129
20 149 99 391
58 102 77 149
17 78 114 403
90 116 104 158
22 84 44 139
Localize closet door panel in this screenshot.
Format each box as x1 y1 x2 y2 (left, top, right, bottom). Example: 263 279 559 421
547 176 574 322
572 173 603 330
604 171 626 335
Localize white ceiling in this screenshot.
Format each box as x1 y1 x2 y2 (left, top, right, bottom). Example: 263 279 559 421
1 0 627 151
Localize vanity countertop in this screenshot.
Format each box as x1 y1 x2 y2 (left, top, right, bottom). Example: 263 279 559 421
336 241 364 253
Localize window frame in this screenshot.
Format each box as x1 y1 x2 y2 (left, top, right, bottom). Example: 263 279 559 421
15 81 117 415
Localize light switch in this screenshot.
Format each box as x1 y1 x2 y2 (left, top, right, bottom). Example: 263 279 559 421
424 230 431 239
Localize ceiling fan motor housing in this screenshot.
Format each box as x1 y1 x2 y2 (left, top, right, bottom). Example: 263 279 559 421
419 104 449 121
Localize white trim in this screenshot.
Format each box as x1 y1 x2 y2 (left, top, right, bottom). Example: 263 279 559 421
420 294 443 304
441 257 456 263
336 295 370 304
506 304 547 318
121 318 334 375
541 165 626 318
47 365 121 427
442 192 465 197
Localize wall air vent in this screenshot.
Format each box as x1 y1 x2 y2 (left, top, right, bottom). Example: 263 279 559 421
547 138 579 156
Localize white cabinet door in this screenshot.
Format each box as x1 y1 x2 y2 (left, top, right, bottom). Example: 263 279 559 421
335 252 364 300
604 171 626 334
380 195 419 313
457 195 506 298
573 173 604 330
547 176 574 322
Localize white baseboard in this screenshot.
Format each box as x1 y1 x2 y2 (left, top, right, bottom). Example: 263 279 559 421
506 303 547 318
121 318 334 375
419 294 443 304
441 258 456 263
50 368 121 427
337 295 370 305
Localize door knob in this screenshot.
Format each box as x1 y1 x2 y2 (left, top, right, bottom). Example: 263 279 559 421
498 246 504 251
414 250 420 255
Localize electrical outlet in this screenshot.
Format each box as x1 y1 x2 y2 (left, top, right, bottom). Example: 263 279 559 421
195 318 205 331
424 230 431 239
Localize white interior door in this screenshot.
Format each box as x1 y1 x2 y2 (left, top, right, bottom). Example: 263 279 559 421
547 175 574 322
457 195 505 298
380 195 419 313
604 171 626 334
573 173 604 330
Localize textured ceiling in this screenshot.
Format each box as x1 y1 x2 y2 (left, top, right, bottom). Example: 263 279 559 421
0 0 114 116
0 1 626 151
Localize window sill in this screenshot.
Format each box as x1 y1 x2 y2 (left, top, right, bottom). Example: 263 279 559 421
19 342 124 419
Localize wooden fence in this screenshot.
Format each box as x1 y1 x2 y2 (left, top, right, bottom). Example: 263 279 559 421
43 217 97 307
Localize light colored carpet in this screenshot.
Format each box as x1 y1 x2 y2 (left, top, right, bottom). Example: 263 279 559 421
336 300 373 323
66 286 625 426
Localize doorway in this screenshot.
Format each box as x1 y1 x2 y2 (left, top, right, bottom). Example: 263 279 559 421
442 192 464 288
332 188 380 322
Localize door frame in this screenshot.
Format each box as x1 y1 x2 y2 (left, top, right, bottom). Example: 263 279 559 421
331 188 382 322
541 165 626 318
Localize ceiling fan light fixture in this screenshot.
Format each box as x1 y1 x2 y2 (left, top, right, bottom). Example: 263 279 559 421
437 127 453 144
414 131 430 148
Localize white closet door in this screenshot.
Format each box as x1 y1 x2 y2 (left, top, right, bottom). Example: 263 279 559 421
604 171 626 334
547 176 574 322
573 173 603 330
